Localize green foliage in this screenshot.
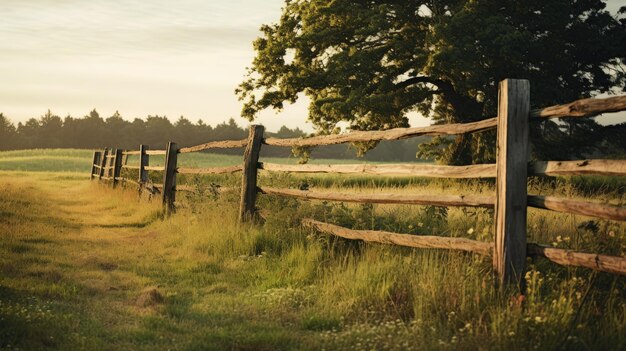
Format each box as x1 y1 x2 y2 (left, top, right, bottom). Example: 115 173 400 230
291 145 313 164
238 0 626 163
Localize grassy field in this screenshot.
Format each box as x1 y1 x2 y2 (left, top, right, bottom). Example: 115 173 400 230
0 149 423 173
0 150 625 350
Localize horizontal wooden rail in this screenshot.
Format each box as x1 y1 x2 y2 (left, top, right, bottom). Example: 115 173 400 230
527 195 626 222
259 187 495 208
93 164 101 169
302 219 626 275
178 139 248 153
258 159 625 179
530 159 626 177
302 218 493 255
259 162 496 178
531 95 626 119
174 185 238 193
177 165 243 174
122 150 141 155
146 150 166 156
264 117 497 147
112 158 626 178
145 166 165 171
527 244 626 275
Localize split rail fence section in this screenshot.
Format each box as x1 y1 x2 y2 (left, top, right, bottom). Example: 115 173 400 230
90 79 626 286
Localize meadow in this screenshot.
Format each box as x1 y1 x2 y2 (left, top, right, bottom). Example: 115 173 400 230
0 149 424 173
0 149 624 350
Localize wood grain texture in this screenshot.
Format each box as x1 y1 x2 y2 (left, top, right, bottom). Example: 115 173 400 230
530 159 626 176
162 142 178 214
177 165 243 174
178 139 247 153
494 79 530 287
302 218 493 255
239 125 265 222
145 166 165 171
98 148 108 180
112 149 123 188
90 151 99 179
260 162 496 178
139 144 149 195
259 187 495 208
527 195 626 222
264 118 497 147
527 244 626 275
174 185 238 193
531 95 626 119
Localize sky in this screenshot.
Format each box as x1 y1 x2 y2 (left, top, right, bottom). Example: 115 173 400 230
1 0 624 132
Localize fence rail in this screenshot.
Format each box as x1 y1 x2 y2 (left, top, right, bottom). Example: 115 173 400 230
264 117 497 147
258 187 496 208
90 79 626 285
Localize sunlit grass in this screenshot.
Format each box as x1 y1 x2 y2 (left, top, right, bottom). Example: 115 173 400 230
0 151 624 350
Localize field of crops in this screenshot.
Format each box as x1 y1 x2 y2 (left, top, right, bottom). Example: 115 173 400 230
0 149 624 350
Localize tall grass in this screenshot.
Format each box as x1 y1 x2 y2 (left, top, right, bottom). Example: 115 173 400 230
0 152 624 350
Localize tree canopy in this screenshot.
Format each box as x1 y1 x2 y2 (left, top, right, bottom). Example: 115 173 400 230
237 0 626 163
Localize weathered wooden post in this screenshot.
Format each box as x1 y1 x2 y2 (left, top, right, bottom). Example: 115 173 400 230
162 142 178 214
91 151 100 179
112 149 123 188
239 125 265 222
494 79 530 288
138 144 149 192
98 148 108 180
107 150 115 180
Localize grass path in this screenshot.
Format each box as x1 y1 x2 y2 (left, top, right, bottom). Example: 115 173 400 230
0 172 319 350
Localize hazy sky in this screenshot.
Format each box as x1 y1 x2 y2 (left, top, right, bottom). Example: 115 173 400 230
1 0 624 131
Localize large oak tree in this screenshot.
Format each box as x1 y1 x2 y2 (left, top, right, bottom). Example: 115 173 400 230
237 0 626 164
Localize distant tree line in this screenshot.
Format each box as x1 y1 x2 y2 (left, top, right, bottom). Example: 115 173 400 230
0 109 430 161
0 109 624 161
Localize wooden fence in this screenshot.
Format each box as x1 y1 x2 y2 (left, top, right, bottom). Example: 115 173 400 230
90 79 626 287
